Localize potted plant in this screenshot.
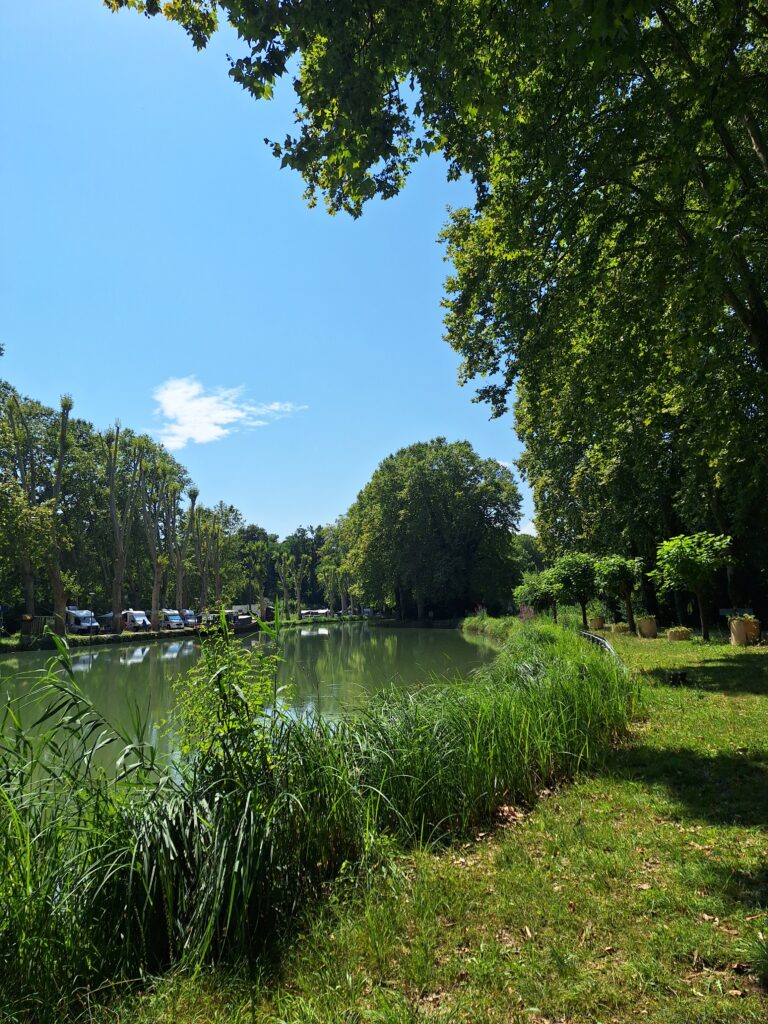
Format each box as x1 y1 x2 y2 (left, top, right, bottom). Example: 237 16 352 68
666 626 692 642
744 614 761 645
730 614 761 646
636 614 657 639
729 615 749 646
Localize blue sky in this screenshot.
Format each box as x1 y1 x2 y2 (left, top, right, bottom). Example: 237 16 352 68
1 1 532 537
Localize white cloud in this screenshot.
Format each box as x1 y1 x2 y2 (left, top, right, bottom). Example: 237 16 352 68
496 459 513 469
153 377 305 450
519 519 538 537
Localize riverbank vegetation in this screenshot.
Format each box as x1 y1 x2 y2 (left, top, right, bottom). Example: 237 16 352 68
95 621 768 1024
0 619 637 1021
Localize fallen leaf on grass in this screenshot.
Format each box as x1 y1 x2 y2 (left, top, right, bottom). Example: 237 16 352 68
637 883 652 891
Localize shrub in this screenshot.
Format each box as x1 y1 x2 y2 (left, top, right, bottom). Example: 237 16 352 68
611 622 630 633
666 626 693 641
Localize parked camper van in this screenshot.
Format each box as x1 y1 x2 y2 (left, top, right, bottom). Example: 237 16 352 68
159 609 185 630
65 607 100 635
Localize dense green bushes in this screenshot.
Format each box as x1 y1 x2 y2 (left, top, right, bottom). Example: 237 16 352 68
0 620 638 1020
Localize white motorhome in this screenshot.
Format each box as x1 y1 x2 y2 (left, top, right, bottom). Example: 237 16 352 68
65 607 100 635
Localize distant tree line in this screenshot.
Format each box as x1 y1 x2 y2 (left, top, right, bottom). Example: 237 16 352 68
0 381 334 633
0 384 535 631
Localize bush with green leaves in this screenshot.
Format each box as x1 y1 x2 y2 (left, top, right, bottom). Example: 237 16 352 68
513 568 563 622
595 555 643 633
550 553 598 629
648 533 730 641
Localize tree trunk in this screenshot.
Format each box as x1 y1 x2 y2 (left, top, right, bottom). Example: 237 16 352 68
150 560 163 630
175 561 185 614
49 564 67 636
112 555 126 632
579 600 588 629
696 590 710 641
341 590 349 614
673 590 685 626
20 557 35 616
416 594 425 620
624 594 636 634
282 581 290 614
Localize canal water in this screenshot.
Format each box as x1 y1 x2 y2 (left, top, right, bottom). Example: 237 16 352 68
0 623 496 747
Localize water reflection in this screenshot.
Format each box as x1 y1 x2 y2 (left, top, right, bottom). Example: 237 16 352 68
1 626 495 753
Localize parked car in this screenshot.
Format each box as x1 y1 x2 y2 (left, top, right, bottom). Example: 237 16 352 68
159 609 185 630
180 609 198 627
65 607 100 635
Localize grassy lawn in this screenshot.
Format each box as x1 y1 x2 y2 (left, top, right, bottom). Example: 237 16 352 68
106 633 768 1024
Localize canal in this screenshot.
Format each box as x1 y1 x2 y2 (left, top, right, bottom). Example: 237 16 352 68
0 623 496 748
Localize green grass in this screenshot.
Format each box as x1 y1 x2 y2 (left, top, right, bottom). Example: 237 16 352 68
0 619 636 1022
103 622 768 1024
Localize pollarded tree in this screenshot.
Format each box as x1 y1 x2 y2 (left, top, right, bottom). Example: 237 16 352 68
514 568 563 623
595 556 644 634
649 533 731 641
103 424 144 632
551 553 598 630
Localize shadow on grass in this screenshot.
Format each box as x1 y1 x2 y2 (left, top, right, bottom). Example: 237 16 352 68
641 654 768 696
606 744 768 828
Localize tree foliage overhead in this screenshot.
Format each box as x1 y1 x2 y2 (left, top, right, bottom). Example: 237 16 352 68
110 1 768 610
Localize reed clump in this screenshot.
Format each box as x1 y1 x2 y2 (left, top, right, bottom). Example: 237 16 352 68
0 619 639 1021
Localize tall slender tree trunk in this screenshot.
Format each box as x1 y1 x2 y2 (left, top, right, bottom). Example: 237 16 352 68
696 590 710 641
112 552 127 632
416 594 425 620
150 561 163 631
176 568 185 614
49 565 67 635
20 558 35 616
624 594 636 633
341 590 349 614
579 599 588 630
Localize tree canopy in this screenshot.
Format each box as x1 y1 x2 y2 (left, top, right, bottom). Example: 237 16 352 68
110 1 768 612
341 438 522 617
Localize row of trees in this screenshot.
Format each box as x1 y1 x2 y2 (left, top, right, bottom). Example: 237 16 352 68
125 1 768 616
1 381 532 631
516 534 732 640
0 381 336 633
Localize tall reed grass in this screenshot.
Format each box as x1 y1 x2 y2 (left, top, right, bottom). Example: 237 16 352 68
0 619 638 1021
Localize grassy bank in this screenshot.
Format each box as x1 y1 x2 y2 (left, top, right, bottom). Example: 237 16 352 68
103 618 768 1024
0 620 636 1021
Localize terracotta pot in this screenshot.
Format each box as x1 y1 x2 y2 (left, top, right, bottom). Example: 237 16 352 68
730 619 748 646
588 616 605 630
636 616 657 639
744 619 761 645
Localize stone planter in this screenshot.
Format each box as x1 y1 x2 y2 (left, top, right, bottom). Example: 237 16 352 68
636 616 657 639
730 619 749 646
588 616 605 630
745 619 761 645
